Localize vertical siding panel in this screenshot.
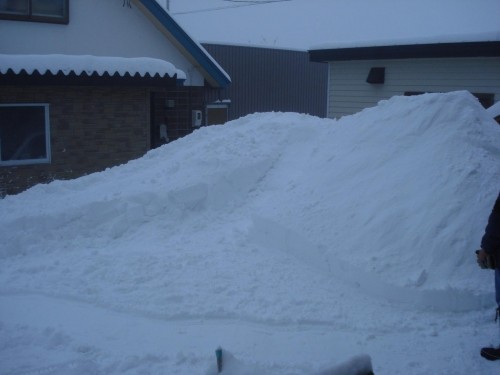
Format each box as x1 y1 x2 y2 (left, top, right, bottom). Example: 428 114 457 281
328 57 500 118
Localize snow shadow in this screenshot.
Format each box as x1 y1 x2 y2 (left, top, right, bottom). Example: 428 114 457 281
249 215 492 312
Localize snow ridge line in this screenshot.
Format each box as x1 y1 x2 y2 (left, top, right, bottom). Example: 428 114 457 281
249 215 494 313
0 290 362 329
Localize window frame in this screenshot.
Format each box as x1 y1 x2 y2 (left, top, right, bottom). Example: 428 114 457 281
404 91 495 109
0 103 52 167
0 0 69 25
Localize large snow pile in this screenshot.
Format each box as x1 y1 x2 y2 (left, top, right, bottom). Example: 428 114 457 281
1 91 499 374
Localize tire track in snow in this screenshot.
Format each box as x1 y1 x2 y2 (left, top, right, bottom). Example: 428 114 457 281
0 293 491 375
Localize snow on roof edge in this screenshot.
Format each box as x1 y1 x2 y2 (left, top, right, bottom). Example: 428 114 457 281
146 0 231 85
309 30 500 51
195 42 231 83
200 40 307 53
0 54 186 80
165 11 231 84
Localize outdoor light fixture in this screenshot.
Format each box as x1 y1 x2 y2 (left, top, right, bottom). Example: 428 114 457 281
366 67 385 84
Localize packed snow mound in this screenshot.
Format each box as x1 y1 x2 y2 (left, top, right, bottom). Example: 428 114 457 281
0 91 499 322
1 91 500 375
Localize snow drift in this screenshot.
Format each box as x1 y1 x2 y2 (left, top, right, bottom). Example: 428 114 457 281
1 91 499 374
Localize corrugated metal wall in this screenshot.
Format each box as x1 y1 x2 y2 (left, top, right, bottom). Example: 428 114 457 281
203 44 328 121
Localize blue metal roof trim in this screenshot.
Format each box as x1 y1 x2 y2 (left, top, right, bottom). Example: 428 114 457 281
138 0 230 88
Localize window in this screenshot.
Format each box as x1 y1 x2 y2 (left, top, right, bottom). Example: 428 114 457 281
0 0 69 24
473 93 495 109
404 91 494 109
0 104 51 166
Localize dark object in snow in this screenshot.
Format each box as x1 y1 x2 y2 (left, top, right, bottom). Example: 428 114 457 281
312 354 374 375
209 347 374 375
480 191 500 268
476 249 496 269
480 346 500 361
480 307 500 360
215 346 223 373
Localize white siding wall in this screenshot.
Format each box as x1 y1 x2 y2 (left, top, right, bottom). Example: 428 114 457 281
0 0 205 85
327 57 500 118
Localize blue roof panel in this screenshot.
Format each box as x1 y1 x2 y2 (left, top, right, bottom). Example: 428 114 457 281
138 0 231 88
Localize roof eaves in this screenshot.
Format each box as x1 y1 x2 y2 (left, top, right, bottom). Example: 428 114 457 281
136 0 231 88
0 54 183 78
0 69 178 87
309 41 500 62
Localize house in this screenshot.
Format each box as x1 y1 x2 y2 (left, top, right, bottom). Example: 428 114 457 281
308 37 500 119
202 43 328 123
0 0 230 196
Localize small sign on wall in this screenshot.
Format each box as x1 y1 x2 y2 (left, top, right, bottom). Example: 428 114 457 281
192 110 202 127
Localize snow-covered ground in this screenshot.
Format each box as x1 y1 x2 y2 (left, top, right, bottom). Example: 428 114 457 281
1 91 500 374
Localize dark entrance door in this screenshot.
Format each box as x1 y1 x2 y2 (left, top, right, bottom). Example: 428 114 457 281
206 104 228 125
150 88 205 148
150 92 169 149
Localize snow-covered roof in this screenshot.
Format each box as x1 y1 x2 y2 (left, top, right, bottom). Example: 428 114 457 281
309 31 500 51
171 0 500 51
0 54 186 80
309 39 500 62
0 0 230 88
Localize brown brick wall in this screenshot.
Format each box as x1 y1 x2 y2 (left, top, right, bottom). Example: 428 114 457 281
150 87 205 147
0 85 150 196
